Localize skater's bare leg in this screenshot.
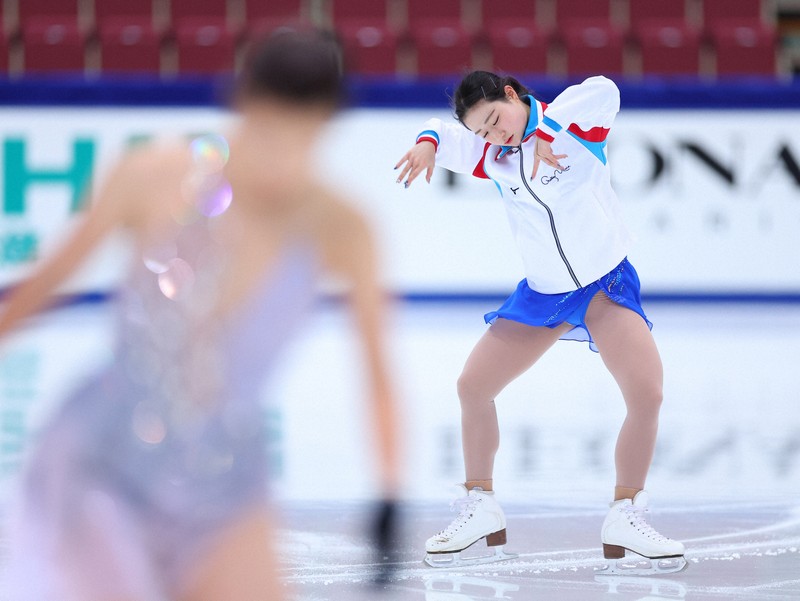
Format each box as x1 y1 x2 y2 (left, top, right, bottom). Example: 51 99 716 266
181 508 285 601
587 295 685 570
614 485 642 501
458 318 572 484
425 319 569 562
584 292 664 494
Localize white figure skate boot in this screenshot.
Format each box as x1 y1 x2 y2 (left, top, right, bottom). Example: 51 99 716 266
597 490 687 576
424 485 517 568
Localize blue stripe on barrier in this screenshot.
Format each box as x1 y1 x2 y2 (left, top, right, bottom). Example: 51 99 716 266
354 75 800 109
0 76 799 109
0 75 232 107
3 289 798 313
0 289 115 307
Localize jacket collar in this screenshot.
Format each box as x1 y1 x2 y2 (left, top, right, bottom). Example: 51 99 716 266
497 95 539 159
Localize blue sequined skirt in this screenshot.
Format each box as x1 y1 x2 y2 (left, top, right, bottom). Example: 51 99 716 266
484 258 652 352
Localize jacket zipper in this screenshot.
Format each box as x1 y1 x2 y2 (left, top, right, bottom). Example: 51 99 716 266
517 145 582 288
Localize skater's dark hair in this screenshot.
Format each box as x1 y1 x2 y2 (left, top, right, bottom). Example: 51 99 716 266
238 27 344 109
453 71 530 125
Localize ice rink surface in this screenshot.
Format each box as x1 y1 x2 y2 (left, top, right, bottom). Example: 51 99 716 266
0 299 799 600
279 499 800 601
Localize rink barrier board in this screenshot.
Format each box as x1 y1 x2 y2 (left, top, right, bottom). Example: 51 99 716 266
0 78 798 299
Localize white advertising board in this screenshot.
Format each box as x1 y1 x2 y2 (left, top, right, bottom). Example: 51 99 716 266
0 106 798 295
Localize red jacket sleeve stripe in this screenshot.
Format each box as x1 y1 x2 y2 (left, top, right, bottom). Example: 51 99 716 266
567 123 610 143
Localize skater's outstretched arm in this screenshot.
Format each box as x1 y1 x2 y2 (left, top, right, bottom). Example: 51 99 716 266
394 118 488 188
316 190 404 582
394 138 436 187
0 149 154 340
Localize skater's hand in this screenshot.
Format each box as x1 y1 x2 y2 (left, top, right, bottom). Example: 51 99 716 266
394 142 436 188
531 137 567 181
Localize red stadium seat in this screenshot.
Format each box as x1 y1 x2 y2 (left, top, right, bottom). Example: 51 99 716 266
0 30 9 74
244 0 304 21
562 24 624 76
17 0 84 71
242 0 306 39
170 0 229 22
478 0 544 74
94 0 155 23
711 22 776 76
244 19 313 42
407 0 464 25
410 23 473 75
406 0 469 75
628 0 687 27
339 22 398 75
635 22 701 76
93 0 162 75
481 0 537 24
99 19 162 74
332 0 389 23
487 22 549 75
18 0 87 74
169 0 239 71
18 0 79 26
331 2 396 76
174 22 237 74
702 0 765 25
554 0 612 29
22 20 86 73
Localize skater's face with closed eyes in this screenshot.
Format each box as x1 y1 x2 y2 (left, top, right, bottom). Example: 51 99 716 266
462 86 531 147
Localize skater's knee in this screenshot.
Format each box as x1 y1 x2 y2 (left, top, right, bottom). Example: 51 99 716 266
646 382 663 410
625 381 663 416
456 372 476 404
457 371 491 408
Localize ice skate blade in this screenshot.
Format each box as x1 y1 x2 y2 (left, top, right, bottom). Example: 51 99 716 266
424 546 518 569
595 554 688 576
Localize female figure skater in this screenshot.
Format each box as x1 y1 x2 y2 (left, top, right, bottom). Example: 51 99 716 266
0 30 400 600
395 71 685 574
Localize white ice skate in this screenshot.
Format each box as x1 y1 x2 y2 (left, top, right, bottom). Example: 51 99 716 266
424 485 518 568
596 490 687 576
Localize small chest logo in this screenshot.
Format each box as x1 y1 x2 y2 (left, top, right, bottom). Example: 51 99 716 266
541 165 571 185
510 186 519 195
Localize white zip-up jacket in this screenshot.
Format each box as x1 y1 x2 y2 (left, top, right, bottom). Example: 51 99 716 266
416 76 631 294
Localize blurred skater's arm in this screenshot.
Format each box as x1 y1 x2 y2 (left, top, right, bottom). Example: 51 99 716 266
319 196 402 497
0 151 147 339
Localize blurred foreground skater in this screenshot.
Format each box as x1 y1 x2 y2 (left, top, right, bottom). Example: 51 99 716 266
0 29 401 600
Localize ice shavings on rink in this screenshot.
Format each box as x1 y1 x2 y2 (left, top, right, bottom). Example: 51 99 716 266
275 500 800 600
